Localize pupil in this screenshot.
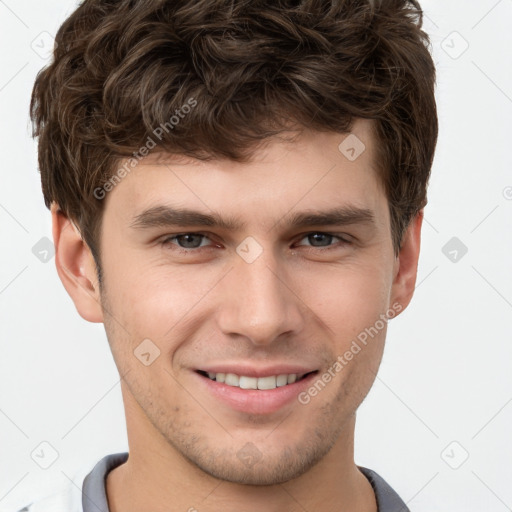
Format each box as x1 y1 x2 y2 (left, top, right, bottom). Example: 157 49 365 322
309 233 332 247
178 234 202 248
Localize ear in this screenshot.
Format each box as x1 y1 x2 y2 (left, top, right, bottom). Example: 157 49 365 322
389 209 423 314
51 203 104 323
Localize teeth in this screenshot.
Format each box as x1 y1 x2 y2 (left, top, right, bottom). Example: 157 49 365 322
276 374 288 387
258 376 276 390
204 372 303 390
239 376 258 389
225 373 239 386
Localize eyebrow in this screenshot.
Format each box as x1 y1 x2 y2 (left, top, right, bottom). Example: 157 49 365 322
130 205 376 231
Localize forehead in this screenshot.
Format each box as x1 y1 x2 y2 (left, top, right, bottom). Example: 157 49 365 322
104 119 388 229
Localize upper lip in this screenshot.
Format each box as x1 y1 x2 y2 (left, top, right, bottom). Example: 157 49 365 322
196 364 318 378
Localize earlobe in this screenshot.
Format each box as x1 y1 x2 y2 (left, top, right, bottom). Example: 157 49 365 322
51 203 104 323
390 209 423 315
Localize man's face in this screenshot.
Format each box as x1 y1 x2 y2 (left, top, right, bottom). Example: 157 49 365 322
96 119 403 484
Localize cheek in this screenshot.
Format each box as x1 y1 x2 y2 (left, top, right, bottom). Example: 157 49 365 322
296 258 393 339
101 255 224 347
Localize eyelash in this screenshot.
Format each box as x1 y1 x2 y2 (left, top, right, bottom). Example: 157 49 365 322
160 232 352 254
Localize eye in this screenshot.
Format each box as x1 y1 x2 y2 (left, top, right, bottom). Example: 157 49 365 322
161 233 214 250
159 231 352 255
295 232 351 249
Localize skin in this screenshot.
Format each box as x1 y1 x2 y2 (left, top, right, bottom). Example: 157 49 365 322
52 118 422 512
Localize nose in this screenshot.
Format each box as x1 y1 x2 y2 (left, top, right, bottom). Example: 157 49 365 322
216 245 305 346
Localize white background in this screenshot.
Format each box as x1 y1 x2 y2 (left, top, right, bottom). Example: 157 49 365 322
1 1 511 510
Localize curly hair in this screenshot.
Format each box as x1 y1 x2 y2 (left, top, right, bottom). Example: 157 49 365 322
30 0 438 271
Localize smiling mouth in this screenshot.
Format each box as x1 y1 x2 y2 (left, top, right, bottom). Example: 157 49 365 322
196 370 318 390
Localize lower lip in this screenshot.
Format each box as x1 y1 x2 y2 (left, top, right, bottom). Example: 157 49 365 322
194 371 318 415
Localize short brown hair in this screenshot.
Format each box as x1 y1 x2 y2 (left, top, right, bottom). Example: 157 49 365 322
30 0 438 274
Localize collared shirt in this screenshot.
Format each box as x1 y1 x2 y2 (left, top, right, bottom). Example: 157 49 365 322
16 452 410 512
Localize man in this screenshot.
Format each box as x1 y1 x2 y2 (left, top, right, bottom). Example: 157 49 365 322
23 0 437 510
